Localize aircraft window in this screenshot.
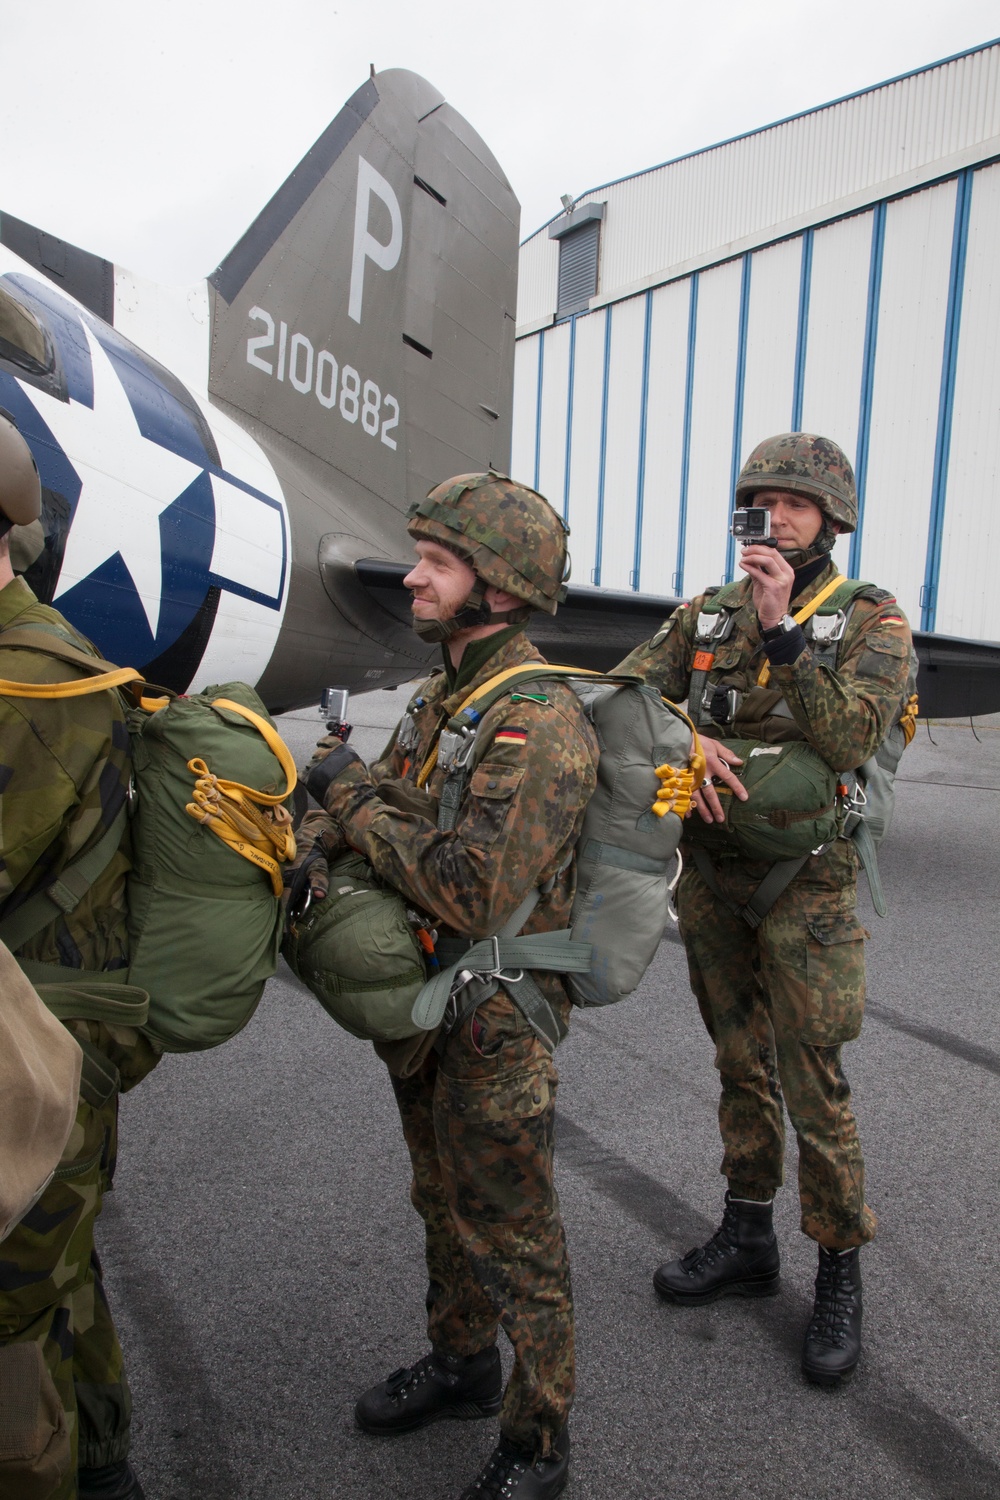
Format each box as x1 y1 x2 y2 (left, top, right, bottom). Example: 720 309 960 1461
0 286 52 375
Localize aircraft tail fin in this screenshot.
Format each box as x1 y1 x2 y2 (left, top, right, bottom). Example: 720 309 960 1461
207 69 520 520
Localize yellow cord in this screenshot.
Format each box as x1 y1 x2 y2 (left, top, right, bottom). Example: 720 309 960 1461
756 574 846 688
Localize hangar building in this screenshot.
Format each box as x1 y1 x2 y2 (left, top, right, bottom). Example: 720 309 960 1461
510 38 1000 643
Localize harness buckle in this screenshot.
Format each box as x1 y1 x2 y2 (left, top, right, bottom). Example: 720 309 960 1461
696 610 736 644
437 724 478 773
810 609 848 644
701 684 740 726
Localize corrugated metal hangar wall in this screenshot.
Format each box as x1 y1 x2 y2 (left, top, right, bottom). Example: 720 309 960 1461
511 39 1000 643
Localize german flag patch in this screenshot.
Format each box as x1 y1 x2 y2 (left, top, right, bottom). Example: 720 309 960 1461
879 613 905 627
495 727 527 747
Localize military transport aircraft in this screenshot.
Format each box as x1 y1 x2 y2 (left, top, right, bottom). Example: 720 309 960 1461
0 67 997 717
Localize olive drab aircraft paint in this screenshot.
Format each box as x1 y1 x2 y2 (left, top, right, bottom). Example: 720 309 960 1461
0 67 996 716
0 69 517 709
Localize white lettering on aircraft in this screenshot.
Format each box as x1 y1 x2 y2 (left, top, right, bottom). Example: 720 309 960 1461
348 156 403 325
246 306 400 450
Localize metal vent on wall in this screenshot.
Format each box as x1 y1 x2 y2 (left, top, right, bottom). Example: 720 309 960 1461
556 220 600 318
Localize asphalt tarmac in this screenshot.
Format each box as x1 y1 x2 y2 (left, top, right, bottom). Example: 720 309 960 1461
101 692 1000 1500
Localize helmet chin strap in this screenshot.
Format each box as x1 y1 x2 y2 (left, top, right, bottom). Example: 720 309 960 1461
411 576 530 644
778 517 839 572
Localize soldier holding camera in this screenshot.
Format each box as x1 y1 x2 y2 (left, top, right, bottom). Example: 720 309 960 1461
617 432 913 1385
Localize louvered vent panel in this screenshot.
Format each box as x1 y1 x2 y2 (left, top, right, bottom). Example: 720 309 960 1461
557 220 600 317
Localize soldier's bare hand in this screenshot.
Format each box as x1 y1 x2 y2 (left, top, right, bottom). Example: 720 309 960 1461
691 739 747 823
738 543 796 629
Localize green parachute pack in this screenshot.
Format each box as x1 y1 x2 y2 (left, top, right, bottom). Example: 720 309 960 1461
0 626 296 1052
287 665 701 1051
683 575 919 924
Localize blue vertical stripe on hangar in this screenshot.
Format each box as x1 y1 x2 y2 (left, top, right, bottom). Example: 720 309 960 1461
593 307 614 584
791 230 814 432
674 273 700 597
922 167 973 632
522 165 976 606
849 201 887 577
724 253 753 583
533 332 545 491
631 291 654 590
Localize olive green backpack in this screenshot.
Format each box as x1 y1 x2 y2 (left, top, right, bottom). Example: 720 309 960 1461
0 626 296 1052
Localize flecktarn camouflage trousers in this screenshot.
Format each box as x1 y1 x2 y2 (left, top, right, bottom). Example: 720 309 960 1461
390 989 573 1456
677 843 877 1250
0 1021 156 1498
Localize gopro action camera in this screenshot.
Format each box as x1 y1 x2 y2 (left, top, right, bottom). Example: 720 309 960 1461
730 507 777 545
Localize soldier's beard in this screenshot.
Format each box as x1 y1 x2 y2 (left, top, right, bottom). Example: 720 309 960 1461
778 518 839 571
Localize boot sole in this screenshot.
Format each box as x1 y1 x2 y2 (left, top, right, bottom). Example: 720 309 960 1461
653 1271 781 1306
355 1394 503 1436
801 1359 858 1389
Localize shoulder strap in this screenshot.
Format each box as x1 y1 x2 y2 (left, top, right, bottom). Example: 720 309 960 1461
0 804 129 955
0 624 146 700
814 579 874 615
417 665 609 792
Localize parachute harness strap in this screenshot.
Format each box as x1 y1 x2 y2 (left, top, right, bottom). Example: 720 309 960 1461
184 699 297 897
756 574 846 688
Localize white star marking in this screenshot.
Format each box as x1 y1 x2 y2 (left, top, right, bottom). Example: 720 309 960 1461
20 322 203 640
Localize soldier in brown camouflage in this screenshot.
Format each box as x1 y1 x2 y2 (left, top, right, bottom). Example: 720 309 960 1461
618 433 913 1389
0 413 155 1500
302 473 597 1500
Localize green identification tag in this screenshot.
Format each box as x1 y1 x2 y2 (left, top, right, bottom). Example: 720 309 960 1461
510 692 548 704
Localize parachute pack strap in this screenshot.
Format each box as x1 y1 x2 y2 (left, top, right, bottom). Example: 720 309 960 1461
0 624 144 697
0 805 129 955
36 980 150 1030
0 666 144 698
757 574 847 688
207 699 298 805
691 846 809 930
182 699 298 897
415 665 585 791
851 817 888 918
412 886 541 1030
28 975 149 1108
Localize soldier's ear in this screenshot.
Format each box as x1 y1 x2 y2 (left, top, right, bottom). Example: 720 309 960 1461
484 586 523 611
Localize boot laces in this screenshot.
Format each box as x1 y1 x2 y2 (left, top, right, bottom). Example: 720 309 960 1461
679 1202 741 1273
464 1437 533 1498
384 1353 439 1400
807 1252 858 1348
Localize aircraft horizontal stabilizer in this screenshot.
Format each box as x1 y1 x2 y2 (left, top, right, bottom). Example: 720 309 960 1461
353 562 1000 719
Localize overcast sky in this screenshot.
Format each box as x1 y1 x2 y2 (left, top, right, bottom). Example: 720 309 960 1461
1 1 997 286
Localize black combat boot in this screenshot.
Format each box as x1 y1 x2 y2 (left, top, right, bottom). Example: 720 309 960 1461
653 1192 781 1304
801 1245 863 1387
458 1427 569 1499
355 1346 503 1434
78 1460 146 1499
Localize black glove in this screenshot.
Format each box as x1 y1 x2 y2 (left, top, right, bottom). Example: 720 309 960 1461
304 740 366 807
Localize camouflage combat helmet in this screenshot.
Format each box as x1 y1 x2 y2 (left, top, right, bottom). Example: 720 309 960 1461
0 410 41 540
406 471 569 642
736 432 858 534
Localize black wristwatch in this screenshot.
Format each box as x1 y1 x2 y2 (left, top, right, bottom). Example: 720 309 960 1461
761 614 797 641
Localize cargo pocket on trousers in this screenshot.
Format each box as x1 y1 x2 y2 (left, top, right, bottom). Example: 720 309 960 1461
801 912 867 1045
441 1065 555 1225
0 1343 71 1499
0 1103 105 1323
